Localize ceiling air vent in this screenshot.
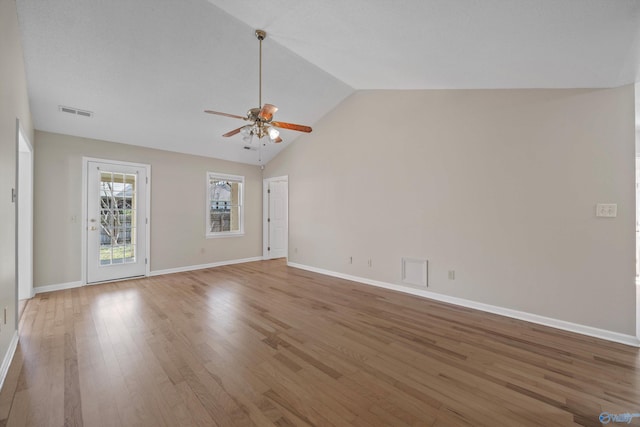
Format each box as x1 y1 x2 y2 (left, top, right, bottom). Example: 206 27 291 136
58 105 93 118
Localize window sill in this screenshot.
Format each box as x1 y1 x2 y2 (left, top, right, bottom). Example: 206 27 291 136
206 232 245 239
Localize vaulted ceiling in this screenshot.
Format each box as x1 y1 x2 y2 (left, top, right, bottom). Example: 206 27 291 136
16 0 640 165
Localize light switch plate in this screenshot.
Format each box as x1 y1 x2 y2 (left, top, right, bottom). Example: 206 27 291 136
596 203 617 218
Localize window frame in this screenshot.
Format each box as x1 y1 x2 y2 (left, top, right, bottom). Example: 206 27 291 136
206 172 245 238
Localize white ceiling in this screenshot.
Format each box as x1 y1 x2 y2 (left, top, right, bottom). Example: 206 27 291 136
16 0 640 165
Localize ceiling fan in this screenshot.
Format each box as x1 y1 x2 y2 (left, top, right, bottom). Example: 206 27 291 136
204 29 312 145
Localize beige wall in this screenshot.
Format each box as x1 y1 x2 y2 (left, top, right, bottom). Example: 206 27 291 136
34 131 262 288
0 0 33 357
265 87 637 335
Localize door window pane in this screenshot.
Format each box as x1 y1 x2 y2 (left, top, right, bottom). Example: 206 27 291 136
99 171 137 265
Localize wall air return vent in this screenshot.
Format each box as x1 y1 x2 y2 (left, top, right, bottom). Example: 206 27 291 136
58 105 93 118
402 258 428 288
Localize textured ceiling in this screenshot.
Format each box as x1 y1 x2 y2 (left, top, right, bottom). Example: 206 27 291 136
208 0 640 89
16 0 640 165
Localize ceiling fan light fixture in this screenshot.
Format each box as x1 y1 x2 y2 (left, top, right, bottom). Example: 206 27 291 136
268 127 279 140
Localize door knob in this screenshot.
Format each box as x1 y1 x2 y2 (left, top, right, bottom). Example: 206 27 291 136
90 226 97 231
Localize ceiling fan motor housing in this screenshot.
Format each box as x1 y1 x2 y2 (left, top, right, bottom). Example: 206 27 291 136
247 108 261 121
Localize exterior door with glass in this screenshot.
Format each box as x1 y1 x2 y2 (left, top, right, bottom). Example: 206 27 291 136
86 160 148 283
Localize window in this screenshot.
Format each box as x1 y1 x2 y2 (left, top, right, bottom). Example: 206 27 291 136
207 172 244 237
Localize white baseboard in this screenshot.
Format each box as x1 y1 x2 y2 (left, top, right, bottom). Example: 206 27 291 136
34 280 83 294
288 262 640 348
33 258 264 292
150 257 263 277
0 331 19 392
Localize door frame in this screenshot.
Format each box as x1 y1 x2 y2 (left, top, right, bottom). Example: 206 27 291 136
263 175 288 259
15 119 35 302
636 155 640 342
82 157 151 284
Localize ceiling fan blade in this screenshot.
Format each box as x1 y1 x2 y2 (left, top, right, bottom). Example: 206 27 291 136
222 127 243 137
204 110 245 120
271 121 312 133
258 104 278 121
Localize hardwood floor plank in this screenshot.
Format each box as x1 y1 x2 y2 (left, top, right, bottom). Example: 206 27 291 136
0 260 638 426
64 304 83 427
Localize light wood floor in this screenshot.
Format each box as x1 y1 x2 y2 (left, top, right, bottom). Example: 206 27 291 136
0 260 638 426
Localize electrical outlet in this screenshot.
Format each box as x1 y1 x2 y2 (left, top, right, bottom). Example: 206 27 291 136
448 270 455 280
596 203 617 218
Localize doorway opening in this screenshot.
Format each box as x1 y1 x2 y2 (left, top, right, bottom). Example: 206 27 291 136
16 122 33 312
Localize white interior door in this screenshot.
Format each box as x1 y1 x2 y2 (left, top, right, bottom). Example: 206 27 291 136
264 178 288 259
86 161 148 283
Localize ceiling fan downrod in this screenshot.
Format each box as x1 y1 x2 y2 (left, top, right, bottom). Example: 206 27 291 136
256 30 266 109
